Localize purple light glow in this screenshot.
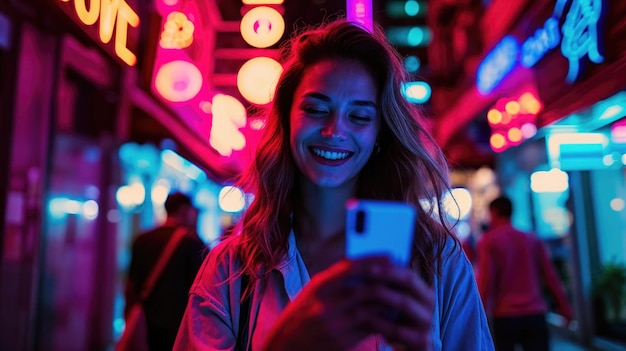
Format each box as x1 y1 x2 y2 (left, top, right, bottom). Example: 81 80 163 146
346 0 373 32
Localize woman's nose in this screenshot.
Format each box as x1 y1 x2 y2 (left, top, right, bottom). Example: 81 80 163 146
321 114 347 140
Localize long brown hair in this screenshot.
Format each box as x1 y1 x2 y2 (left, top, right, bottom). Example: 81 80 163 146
235 19 457 288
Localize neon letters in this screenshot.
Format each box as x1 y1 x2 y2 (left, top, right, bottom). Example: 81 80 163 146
58 0 140 66
560 0 604 82
477 0 605 93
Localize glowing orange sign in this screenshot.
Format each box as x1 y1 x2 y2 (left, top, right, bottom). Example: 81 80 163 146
57 0 140 66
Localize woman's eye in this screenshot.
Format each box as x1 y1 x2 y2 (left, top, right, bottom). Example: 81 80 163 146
351 115 373 123
303 107 327 115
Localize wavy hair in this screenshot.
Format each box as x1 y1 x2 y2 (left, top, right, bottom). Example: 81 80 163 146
235 19 456 288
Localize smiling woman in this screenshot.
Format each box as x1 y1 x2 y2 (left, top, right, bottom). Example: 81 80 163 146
174 19 494 351
289 59 380 189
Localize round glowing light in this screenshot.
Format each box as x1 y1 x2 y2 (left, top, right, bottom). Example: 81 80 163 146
505 101 520 115
240 6 285 48
443 188 472 220
404 55 421 73
603 154 615 166
508 127 522 142
490 133 506 150
249 118 266 130
402 81 431 103
199 100 212 114
237 57 283 105
404 0 420 16
526 99 542 114
519 92 535 105
520 122 537 138
218 186 246 212
155 60 203 102
116 182 146 210
83 200 99 220
116 185 134 209
160 11 194 49
407 27 425 46
152 179 171 205
487 109 502 124
610 198 625 211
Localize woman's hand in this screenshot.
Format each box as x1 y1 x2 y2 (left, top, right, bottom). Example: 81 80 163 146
357 258 434 351
261 256 434 351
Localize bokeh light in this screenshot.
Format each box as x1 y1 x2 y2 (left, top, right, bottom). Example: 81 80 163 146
218 186 246 212
240 6 285 48
237 57 283 105
154 60 203 102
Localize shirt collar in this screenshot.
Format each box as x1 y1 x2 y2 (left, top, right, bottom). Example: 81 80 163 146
276 230 311 301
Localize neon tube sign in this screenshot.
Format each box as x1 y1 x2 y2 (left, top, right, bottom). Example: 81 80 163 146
477 0 604 93
347 0 373 32
560 0 604 82
57 0 140 66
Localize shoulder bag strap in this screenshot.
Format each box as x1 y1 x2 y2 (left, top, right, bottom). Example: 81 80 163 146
235 274 251 351
139 227 189 301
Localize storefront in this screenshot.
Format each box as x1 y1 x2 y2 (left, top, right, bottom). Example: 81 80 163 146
0 1 244 349
449 0 626 348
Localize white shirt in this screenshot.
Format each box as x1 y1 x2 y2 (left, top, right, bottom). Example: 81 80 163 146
174 232 494 351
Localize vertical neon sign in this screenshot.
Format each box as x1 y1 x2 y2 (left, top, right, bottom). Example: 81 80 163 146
560 0 604 82
347 0 372 32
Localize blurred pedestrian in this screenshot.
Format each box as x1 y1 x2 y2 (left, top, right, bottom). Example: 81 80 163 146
123 192 208 351
174 19 494 351
477 195 573 351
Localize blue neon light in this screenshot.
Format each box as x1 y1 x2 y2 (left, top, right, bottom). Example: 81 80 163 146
521 17 560 67
477 36 519 94
561 0 604 82
477 0 605 93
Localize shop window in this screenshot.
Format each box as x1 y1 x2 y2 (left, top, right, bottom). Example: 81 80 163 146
66 69 117 137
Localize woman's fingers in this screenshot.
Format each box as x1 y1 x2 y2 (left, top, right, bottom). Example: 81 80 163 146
284 256 434 350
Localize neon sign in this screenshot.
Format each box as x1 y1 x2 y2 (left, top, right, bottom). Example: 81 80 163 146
477 0 604 93
477 36 519 94
57 0 140 66
521 17 560 67
560 0 604 82
347 0 373 32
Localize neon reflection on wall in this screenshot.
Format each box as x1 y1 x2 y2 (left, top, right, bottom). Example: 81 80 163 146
477 0 604 93
57 0 140 66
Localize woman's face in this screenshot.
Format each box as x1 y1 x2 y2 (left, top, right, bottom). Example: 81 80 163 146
289 58 381 189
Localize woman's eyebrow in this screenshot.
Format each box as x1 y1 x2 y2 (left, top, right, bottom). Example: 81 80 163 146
302 92 377 108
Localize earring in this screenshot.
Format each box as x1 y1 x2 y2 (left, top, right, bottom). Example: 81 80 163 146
375 143 381 155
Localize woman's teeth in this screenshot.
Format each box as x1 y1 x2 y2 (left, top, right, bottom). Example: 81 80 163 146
311 148 350 160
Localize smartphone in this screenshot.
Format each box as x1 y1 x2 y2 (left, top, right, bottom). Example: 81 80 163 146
345 199 416 267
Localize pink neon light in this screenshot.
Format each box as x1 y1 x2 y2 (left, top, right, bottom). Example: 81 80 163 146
346 0 372 32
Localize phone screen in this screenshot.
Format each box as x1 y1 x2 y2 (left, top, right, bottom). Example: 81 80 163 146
345 199 416 266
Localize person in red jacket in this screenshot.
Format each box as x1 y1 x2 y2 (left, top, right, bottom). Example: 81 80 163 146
477 195 573 351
